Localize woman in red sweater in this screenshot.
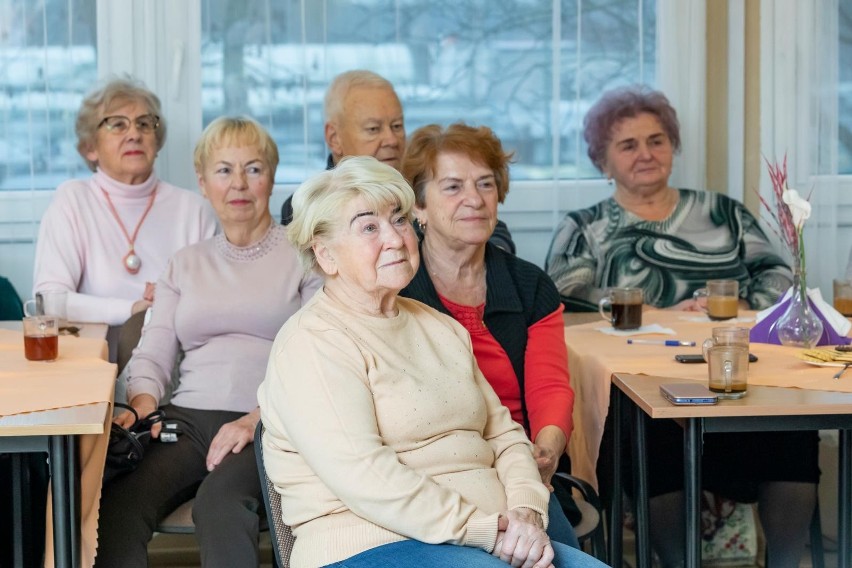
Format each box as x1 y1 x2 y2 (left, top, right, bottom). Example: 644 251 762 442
399 123 577 548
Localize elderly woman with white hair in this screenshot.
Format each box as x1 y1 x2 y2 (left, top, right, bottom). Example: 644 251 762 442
258 156 606 568
33 76 217 339
95 117 321 568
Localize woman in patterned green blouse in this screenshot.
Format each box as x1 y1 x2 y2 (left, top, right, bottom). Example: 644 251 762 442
545 88 791 313
545 86 817 568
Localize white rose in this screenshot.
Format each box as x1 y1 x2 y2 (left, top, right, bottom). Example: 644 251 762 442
782 187 811 227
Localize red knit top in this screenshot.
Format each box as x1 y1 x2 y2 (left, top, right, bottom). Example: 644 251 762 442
438 293 574 442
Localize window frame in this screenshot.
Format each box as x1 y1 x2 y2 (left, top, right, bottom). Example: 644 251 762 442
93 0 702 268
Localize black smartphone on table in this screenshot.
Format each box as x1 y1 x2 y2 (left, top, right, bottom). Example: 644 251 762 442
675 353 758 363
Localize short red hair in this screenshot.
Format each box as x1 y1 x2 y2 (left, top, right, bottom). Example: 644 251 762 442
400 122 514 207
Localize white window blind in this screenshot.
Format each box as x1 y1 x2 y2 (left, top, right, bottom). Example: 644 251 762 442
1 0 692 292
198 0 658 265
0 0 97 298
199 0 657 184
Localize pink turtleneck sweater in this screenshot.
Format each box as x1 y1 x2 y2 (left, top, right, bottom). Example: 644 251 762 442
33 169 218 325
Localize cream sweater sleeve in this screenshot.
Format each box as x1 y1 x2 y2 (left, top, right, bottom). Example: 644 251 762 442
261 326 499 551
473 361 551 525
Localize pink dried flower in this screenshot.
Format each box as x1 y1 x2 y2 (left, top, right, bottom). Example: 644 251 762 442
759 154 800 258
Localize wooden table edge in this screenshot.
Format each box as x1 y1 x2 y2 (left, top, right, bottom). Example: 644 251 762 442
611 372 852 419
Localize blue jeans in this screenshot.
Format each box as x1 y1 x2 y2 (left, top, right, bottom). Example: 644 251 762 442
323 539 607 568
548 492 581 549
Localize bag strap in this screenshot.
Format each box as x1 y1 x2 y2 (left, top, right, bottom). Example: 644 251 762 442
113 402 139 428
114 402 139 424
135 409 165 433
113 401 166 433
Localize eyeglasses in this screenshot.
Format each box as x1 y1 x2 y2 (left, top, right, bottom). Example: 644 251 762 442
98 114 160 135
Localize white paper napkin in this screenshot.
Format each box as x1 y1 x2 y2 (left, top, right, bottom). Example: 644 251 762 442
596 323 677 337
755 287 852 336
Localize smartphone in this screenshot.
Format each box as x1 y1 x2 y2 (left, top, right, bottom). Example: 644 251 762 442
674 354 706 364
675 353 758 363
659 383 719 405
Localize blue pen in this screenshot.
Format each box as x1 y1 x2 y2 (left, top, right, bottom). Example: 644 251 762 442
627 339 696 347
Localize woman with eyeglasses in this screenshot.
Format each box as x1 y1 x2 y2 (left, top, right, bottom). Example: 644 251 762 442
32 76 217 346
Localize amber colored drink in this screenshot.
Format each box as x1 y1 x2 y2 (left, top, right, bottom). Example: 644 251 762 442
612 302 643 330
835 298 852 317
707 296 739 320
24 334 58 361
707 345 748 399
708 383 748 395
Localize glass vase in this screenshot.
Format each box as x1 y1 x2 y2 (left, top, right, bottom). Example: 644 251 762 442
771 268 824 348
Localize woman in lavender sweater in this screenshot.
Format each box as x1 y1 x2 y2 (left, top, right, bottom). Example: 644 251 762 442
95 117 322 568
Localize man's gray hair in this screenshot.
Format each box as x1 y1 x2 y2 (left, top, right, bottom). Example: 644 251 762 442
324 70 397 125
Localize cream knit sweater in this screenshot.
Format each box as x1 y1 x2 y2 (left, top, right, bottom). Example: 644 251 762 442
258 290 550 567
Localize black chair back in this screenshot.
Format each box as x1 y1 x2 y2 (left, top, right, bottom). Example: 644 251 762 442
254 422 294 568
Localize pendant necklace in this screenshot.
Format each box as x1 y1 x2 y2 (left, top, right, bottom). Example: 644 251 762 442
100 185 158 275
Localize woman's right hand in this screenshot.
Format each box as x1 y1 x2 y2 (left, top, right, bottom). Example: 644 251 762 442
114 394 161 437
492 508 555 568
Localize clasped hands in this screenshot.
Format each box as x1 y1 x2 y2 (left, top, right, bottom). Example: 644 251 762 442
492 507 555 568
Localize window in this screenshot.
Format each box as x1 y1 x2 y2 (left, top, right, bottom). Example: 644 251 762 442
0 0 97 298
200 0 656 184
839 1 852 174
0 0 664 293
761 0 851 291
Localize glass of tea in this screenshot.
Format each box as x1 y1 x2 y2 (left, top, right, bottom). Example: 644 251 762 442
599 287 643 330
702 326 750 361
706 344 749 399
833 279 852 317
23 316 59 362
693 279 740 320
23 290 68 328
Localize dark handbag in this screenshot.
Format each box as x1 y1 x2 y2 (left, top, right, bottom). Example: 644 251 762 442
103 402 165 484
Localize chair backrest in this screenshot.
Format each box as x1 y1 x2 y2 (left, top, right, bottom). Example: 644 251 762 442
254 422 295 568
117 309 149 376
554 472 607 561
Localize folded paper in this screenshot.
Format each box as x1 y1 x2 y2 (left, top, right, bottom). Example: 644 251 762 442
750 287 851 346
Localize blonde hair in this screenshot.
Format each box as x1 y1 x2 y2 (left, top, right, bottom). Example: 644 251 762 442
287 156 415 273
76 75 166 171
193 116 279 182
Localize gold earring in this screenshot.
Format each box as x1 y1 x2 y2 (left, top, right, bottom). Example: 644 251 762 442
417 219 427 231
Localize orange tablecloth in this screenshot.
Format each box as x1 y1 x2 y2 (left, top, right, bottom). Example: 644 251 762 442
0 328 115 568
565 309 852 488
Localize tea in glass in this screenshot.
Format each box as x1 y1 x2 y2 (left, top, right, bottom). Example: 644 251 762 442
707 344 748 399
23 316 59 362
599 288 643 330
694 280 740 320
834 279 852 316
